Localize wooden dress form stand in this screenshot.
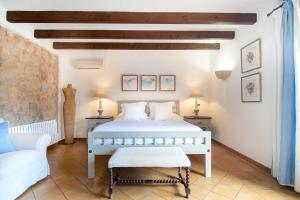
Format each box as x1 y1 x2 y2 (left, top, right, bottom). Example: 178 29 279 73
63 84 76 145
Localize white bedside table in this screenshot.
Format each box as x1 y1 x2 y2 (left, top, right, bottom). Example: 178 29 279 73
184 116 212 131
86 116 114 132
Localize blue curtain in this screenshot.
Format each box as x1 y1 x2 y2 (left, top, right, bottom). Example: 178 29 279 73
278 0 296 186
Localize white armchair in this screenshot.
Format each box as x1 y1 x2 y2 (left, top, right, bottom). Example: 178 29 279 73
0 133 51 200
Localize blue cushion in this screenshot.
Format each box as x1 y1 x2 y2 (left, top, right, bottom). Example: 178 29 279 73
0 121 15 154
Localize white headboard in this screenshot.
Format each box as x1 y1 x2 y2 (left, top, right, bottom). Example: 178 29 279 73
117 100 180 115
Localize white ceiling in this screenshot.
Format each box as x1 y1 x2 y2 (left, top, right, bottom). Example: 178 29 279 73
0 0 281 54
0 0 279 13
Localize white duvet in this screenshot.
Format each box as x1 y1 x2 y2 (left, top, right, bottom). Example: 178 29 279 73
92 118 204 146
93 118 201 132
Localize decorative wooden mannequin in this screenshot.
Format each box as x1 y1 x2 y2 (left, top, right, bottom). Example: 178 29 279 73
63 84 76 144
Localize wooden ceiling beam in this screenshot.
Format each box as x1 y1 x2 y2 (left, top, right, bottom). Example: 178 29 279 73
7 11 257 25
53 42 220 50
34 30 235 40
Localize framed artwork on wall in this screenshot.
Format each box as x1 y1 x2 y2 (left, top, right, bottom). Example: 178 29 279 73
241 72 262 102
241 39 262 73
121 75 138 91
141 75 157 91
159 75 176 91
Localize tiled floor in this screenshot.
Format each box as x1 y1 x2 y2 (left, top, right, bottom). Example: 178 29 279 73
18 141 300 200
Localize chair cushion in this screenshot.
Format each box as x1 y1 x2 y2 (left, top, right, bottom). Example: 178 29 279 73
0 121 15 154
0 150 41 178
108 147 191 168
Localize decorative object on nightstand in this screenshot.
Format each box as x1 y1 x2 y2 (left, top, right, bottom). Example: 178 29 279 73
184 116 212 131
86 116 114 132
190 91 204 116
94 91 107 116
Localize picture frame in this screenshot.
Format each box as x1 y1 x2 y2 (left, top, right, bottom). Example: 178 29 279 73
121 75 138 91
241 39 262 73
241 72 262 102
159 75 176 91
141 75 157 91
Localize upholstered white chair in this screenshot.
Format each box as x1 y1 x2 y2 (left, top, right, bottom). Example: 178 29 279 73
0 133 51 200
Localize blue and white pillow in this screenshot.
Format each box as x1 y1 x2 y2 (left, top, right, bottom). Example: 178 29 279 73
0 120 15 154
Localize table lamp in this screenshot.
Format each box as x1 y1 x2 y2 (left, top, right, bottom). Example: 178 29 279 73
94 91 107 116
190 91 204 116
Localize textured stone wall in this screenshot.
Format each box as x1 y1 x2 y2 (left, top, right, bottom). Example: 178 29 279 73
0 26 58 126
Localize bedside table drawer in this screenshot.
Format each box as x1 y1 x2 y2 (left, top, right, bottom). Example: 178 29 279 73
184 117 212 132
184 119 211 126
88 119 112 126
86 117 114 132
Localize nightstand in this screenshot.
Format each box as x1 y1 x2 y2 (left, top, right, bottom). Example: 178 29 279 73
86 116 114 132
184 116 212 131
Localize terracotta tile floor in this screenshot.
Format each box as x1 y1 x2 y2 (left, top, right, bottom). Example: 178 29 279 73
17 141 300 200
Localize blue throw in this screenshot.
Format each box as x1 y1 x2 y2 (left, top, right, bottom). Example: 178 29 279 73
0 121 15 154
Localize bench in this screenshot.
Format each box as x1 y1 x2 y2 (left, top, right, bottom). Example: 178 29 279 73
108 147 191 199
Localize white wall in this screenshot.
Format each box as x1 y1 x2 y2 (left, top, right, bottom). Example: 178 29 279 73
209 9 280 167
60 50 214 138
1 1 280 167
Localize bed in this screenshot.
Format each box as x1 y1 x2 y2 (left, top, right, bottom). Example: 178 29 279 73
87 100 211 178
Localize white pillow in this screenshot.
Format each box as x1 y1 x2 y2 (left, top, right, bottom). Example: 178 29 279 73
149 102 175 120
121 102 148 120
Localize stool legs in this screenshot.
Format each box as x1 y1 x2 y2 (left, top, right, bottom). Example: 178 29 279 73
185 167 190 198
178 167 183 180
108 168 113 199
108 167 191 199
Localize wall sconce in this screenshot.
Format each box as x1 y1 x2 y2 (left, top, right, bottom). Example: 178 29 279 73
215 70 232 80
94 91 107 116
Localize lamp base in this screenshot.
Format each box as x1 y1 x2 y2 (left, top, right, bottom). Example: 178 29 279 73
193 109 199 116
97 110 103 116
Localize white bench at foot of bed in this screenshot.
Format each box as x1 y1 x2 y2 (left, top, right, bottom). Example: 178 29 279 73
88 131 212 179
108 147 191 199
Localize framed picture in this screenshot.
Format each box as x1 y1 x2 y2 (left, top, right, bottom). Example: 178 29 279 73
141 75 157 91
241 72 262 102
241 39 262 73
121 75 138 91
159 75 176 91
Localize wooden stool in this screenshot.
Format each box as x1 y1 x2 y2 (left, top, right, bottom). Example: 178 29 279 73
108 147 191 199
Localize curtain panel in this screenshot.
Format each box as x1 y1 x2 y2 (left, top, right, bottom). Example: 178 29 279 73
293 0 300 193
272 7 283 179
278 0 296 188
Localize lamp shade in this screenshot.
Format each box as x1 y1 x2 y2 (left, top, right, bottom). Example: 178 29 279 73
94 91 107 98
190 91 204 98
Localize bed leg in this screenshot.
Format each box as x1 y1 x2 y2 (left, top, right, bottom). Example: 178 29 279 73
108 168 113 199
88 150 95 179
185 167 190 198
204 150 211 177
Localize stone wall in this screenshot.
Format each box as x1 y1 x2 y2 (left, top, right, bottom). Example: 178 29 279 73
0 26 58 126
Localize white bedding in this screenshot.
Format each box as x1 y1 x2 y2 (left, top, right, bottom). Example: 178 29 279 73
93 118 202 132
92 118 204 146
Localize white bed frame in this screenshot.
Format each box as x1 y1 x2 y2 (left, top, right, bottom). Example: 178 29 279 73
88 100 211 178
